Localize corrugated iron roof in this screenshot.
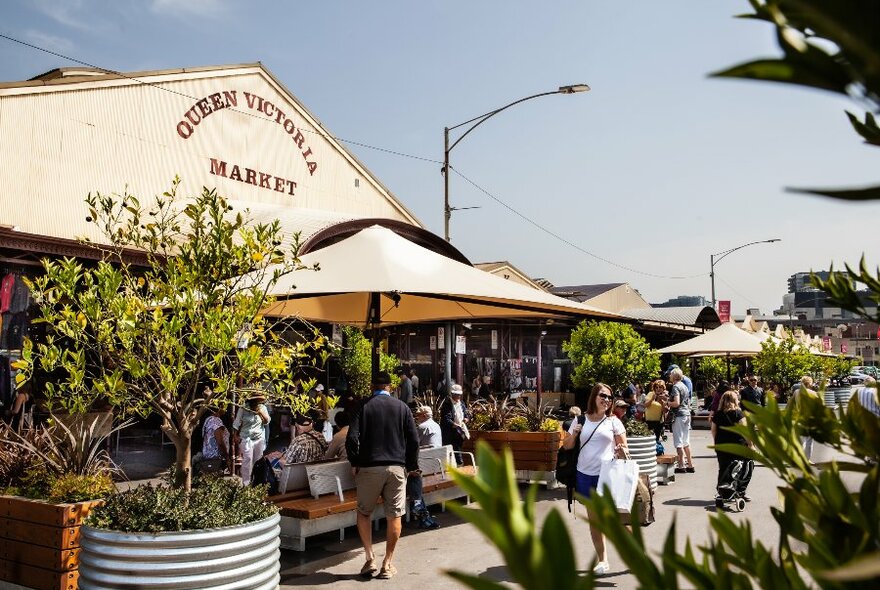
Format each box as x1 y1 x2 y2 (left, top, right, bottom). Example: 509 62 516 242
622 306 721 327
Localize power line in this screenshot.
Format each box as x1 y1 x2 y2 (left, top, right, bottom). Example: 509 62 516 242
451 168 705 280
2 31 705 281
0 31 441 165
717 276 759 308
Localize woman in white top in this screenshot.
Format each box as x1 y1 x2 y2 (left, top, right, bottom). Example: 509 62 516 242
562 382 627 575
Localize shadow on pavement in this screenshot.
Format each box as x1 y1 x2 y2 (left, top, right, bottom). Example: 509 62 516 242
280 572 371 586
663 498 713 508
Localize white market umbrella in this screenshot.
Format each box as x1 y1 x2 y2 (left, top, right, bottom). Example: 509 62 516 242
658 322 764 381
658 322 763 356
260 225 621 325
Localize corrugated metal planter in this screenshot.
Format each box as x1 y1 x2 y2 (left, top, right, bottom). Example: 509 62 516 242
77 513 280 590
627 435 658 490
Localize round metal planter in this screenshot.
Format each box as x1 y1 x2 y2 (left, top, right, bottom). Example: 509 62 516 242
627 435 657 489
78 512 280 590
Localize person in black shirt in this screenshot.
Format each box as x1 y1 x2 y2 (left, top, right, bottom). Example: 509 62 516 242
739 375 765 410
711 390 753 500
346 372 420 580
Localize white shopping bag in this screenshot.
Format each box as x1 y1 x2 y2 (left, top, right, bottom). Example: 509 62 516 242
596 458 640 513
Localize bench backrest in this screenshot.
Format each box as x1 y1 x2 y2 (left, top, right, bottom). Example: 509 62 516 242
305 460 355 499
418 444 454 476
278 462 309 494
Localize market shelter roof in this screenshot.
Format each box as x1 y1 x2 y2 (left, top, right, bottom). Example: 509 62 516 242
261 226 623 326
656 322 763 356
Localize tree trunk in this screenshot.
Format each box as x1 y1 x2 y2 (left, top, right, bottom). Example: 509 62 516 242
172 433 193 492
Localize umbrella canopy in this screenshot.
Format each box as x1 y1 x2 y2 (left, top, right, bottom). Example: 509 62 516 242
260 225 621 326
657 322 763 356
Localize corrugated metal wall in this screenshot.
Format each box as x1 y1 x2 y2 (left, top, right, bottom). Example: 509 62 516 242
0 65 419 246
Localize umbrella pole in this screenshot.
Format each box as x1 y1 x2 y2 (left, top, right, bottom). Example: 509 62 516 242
444 321 454 395
726 352 731 382
369 293 381 381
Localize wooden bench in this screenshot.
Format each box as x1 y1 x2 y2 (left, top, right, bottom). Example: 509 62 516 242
272 448 475 551
656 454 676 485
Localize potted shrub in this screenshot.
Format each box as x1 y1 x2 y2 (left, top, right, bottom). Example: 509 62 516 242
0 418 122 590
462 397 562 478
18 180 327 588
624 419 658 489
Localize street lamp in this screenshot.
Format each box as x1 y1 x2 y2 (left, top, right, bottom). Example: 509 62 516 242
442 84 590 242
710 239 781 309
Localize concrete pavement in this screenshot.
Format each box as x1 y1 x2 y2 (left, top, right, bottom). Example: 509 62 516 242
276 429 791 589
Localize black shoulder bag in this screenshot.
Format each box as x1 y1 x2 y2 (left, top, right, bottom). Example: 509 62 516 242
556 416 606 512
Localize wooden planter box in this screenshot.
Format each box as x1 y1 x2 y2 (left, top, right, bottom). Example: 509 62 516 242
0 495 102 590
463 430 564 471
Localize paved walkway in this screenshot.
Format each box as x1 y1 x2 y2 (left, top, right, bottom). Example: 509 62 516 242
111 425 847 589
274 428 792 589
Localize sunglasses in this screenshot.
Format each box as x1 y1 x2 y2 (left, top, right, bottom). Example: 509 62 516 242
597 394 613 401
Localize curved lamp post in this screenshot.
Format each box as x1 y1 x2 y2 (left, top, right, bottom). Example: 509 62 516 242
440 84 589 394
442 84 590 242
710 238 781 309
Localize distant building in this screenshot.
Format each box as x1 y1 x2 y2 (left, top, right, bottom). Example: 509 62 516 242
787 271 830 293
654 295 707 308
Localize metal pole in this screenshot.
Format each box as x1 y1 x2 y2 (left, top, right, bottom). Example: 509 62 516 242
444 321 454 394
443 127 451 242
536 331 544 407
710 253 716 309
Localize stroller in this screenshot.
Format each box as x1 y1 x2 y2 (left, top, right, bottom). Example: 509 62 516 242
715 458 754 512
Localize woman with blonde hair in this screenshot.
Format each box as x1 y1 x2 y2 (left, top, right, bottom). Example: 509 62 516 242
561 383 627 575
643 379 667 443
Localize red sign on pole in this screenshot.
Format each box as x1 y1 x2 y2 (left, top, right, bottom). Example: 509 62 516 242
717 300 731 323
841 342 848 354
823 336 832 352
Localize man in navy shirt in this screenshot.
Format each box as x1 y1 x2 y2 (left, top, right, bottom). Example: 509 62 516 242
346 372 420 580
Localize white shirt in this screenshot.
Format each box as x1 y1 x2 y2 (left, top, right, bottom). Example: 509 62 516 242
568 415 625 476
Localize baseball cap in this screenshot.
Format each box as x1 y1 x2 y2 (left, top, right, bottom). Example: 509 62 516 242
449 384 463 396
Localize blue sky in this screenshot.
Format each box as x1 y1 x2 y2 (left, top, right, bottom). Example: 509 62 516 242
2 0 878 315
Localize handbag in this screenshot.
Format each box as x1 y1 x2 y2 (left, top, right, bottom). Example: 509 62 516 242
620 473 655 526
596 449 640 513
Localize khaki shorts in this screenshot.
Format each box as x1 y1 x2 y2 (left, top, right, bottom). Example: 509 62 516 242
355 465 407 518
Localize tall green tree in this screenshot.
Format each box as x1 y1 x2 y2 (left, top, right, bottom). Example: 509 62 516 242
337 326 400 397
563 320 660 393
20 179 326 490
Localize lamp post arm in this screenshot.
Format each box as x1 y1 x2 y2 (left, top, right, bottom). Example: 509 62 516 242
446 90 561 153
712 239 780 265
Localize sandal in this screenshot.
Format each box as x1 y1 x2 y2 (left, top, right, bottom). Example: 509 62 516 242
377 563 397 579
361 559 378 578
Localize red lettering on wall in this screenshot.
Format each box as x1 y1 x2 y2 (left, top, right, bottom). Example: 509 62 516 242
209 158 227 177
177 121 193 139
179 91 319 176
222 90 238 107
208 157 298 198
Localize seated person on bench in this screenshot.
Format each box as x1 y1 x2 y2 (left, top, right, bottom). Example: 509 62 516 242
266 414 329 471
409 406 441 529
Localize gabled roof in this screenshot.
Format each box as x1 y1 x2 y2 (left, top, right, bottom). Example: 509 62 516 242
475 261 546 291
551 283 625 302
622 306 721 329
0 62 420 252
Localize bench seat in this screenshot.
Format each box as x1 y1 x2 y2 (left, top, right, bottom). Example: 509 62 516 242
274 463 475 551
